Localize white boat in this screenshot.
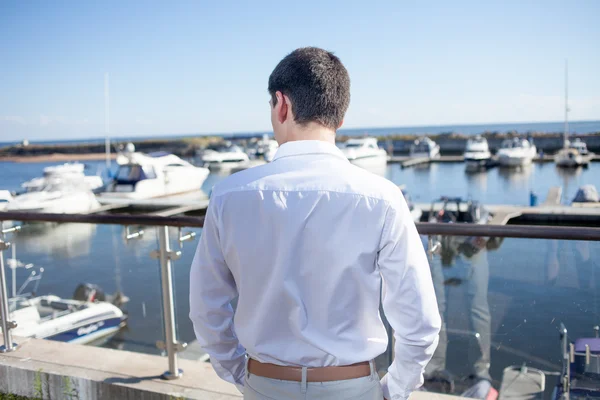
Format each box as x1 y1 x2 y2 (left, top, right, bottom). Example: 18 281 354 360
198 142 250 170
21 163 104 192
6 177 100 213
100 144 209 199
247 135 279 162
555 61 588 169
570 138 590 155
497 138 537 167
410 137 440 159
340 138 388 168
0 190 13 211
6 265 127 345
555 147 584 168
463 136 492 171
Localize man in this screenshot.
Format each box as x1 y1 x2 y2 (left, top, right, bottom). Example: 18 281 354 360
189 47 441 400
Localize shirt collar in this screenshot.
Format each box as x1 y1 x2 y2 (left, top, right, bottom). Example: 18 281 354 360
272 140 348 162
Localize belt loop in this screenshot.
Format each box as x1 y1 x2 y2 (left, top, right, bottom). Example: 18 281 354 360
300 366 308 393
245 356 250 379
369 360 376 381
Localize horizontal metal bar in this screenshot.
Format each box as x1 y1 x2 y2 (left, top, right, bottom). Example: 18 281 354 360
415 223 600 241
0 211 205 228
1 211 599 241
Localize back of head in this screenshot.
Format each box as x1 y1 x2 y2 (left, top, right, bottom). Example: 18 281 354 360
268 47 350 131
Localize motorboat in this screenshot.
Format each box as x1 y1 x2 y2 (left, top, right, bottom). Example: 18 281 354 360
463 136 492 171
21 163 104 192
570 138 590 156
6 271 127 345
0 190 12 211
499 324 600 400
426 197 491 225
497 138 537 167
410 137 441 159
247 135 279 162
340 137 388 168
100 143 209 199
5 177 100 214
198 142 250 170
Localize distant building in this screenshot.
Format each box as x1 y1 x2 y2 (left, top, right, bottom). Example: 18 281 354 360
21 139 29 147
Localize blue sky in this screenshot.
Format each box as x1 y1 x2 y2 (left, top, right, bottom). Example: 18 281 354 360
1 0 599 141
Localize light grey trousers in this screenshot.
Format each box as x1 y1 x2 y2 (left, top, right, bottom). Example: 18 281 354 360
243 360 383 400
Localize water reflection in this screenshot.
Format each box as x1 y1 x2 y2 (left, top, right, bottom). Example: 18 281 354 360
465 171 488 192
497 165 533 187
555 165 583 180
424 234 504 396
15 223 97 258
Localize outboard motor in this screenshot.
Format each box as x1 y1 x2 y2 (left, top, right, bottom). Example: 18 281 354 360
73 283 106 302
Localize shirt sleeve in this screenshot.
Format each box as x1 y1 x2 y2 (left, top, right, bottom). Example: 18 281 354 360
189 198 246 393
377 193 442 400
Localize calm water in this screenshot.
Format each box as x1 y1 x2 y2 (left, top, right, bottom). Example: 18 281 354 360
1 160 599 396
2 120 600 146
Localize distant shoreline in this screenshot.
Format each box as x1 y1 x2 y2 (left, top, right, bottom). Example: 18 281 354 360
0 153 117 163
2 120 600 147
1 131 599 162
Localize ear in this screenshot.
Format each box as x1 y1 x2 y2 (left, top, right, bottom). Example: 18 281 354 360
276 92 289 124
338 119 344 129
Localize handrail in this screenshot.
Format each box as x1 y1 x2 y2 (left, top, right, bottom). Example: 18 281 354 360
1 211 600 241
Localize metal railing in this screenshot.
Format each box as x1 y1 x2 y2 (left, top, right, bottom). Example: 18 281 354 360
1 210 600 379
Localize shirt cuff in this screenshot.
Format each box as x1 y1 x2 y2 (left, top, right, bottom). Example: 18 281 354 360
380 373 411 400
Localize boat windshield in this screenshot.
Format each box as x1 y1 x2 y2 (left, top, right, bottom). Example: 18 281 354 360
115 165 157 183
344 143 363 148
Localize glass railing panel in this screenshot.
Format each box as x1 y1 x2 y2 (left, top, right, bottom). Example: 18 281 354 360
379 234 600 398
0 221 165 355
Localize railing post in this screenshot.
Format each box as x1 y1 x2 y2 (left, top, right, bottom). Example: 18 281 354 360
152 226 185 380
0 234 18 353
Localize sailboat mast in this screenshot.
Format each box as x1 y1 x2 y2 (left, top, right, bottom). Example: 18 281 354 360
104 72 111 169
564 60 569 148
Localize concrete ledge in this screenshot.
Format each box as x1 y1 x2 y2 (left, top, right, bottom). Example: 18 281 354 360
0 337 466 399
0 337 240 399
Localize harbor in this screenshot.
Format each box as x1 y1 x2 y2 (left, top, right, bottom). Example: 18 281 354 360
2 148 600 399
2 1 600 398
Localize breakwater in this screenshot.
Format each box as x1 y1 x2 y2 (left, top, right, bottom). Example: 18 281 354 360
1 132 599 162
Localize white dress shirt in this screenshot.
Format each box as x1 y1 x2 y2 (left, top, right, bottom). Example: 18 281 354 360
189 140 441 400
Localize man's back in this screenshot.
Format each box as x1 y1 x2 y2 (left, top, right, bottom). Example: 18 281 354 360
209 140 399 366
190 47 440 400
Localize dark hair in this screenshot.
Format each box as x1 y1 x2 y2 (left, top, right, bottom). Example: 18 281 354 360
268 47 350 131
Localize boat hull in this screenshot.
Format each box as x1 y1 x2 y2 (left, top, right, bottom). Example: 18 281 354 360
348 154 388 169
45 316 126 344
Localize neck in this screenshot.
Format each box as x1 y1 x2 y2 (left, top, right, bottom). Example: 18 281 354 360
280 122 336 145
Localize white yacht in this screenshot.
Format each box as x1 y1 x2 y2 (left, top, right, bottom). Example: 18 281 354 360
21 163 104 193
410 137 440 159
463 136 492 171
198 142 250 170
555 62 588 168
6 177 100 214
497 138 537 167
0 190 12 211
100 144 209 199
340 138 388 168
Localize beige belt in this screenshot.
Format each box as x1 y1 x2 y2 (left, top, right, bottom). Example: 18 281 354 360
247 358 372 382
